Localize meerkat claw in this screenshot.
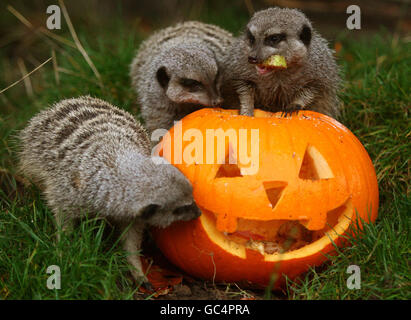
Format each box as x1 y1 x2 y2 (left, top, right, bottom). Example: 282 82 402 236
282 104 303 117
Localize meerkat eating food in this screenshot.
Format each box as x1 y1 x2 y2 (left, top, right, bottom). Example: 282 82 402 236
130 21 235 134
261 54 288 69
19 96 200 285
222 7 341 118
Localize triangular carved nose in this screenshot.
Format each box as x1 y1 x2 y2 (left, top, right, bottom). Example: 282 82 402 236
263 181 288 209
215 163 243 178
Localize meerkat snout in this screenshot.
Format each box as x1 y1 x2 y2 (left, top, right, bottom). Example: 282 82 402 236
210 93 223 107
248 56 258 64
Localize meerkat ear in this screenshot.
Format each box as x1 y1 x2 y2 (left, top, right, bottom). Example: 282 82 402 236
156 67 170 89
300 24 312 46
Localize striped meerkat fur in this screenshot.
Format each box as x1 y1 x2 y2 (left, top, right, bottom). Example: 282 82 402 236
130 21 235 134
19 96 200 284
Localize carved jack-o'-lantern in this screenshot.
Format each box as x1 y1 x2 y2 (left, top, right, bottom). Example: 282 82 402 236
152 108 379 288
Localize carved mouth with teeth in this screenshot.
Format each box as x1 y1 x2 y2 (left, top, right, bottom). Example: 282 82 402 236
152 108 379 288
200 199 354 258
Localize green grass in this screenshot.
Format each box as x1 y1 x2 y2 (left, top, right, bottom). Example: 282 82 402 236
0 192 138 299
0 12 410 299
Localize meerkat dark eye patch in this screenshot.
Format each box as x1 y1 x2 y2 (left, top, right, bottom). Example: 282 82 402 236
300 25 312 46
156 67 170 89
141 204 160 219
173 202 201 218
246 29 255 45
265 33 286 46
179 78 203 92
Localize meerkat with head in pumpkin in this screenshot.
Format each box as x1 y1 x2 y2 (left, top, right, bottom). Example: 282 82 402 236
130 21 235 134
19 96 201 286
222 7 341 118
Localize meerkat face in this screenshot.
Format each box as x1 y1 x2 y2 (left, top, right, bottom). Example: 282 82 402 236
243 8 312 75
155 46 223 108
140 198 201 229
133 156 201 228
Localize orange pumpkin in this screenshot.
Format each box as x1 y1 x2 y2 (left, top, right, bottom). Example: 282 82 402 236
152 108 379 288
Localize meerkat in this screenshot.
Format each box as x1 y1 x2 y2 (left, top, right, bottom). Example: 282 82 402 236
19 96 200 285
130 21 235 134
222 7 341 118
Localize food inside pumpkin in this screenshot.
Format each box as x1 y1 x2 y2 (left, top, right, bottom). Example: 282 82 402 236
228 220 313 254
202 200 348 256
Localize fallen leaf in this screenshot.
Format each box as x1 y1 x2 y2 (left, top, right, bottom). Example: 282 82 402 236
334 42 343 54
138 257 183 297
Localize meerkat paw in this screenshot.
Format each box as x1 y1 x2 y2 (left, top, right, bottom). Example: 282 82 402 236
134 272 154 292
240 108 255 117
130 268 151 287
142 280 154 292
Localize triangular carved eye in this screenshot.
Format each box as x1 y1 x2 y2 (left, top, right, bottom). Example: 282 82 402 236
299 145 334 180
215 163 243 178
263 181 287 209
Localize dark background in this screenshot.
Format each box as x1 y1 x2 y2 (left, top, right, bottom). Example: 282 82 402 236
1 0 409 107
1 0 410 58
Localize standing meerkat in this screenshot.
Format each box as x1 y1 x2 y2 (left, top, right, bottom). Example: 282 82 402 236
222 7 341 118
19 96 200 285
130 21 235 134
